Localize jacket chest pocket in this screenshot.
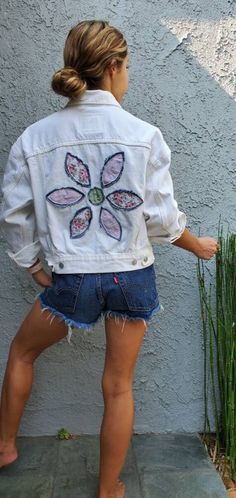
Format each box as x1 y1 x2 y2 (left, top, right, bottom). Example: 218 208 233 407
45 273 84 314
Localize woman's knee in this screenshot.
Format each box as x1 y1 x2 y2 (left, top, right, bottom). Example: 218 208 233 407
101 372 133 399
9 338 41 364
7 299 68 364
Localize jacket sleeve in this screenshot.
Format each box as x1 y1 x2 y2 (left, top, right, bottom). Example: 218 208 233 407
0 139 41 267
143 127 187 244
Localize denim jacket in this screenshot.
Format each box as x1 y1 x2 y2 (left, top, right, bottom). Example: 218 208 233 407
0 89 186 273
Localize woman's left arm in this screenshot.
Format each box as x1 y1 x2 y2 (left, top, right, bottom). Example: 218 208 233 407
0 138 41 268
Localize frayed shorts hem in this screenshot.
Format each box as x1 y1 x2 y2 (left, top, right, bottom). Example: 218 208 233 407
37 293 164 346
37 294 98 344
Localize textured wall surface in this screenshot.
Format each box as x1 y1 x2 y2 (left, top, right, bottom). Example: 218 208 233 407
0 0 235 435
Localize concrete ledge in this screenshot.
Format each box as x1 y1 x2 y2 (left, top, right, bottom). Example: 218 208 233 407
0 433 227 497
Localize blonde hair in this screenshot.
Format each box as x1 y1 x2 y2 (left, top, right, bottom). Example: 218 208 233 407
51 20 128 101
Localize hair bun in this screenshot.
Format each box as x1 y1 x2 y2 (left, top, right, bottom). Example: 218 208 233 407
51 20 128 101
51 66 87 100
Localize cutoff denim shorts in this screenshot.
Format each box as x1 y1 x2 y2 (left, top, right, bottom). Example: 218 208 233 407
37 263 163 345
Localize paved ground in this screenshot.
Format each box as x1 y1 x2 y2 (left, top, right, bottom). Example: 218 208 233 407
0 433 227 497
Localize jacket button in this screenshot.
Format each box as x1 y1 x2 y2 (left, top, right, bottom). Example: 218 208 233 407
132 258 137 265
142 256 149 266
59 262 64 269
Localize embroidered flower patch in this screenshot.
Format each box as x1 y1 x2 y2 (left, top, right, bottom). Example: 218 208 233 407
46 187 85 207
65 153 91 187
70 207 92 238
46 151 143 241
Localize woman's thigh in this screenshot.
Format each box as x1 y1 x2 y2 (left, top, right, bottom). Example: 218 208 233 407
10 298 68 361
102 317 146 389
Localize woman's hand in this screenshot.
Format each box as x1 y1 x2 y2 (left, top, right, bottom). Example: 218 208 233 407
31 269 53 288
172 228 219 260
193 236 219 260
27 259 53 287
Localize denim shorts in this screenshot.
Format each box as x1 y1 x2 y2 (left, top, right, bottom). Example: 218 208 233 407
37 263 163 345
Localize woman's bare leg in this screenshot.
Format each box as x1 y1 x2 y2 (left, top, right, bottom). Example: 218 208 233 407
97 316 146 498
0 298 68 467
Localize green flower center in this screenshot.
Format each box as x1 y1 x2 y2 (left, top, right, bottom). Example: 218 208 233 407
88 187 104 205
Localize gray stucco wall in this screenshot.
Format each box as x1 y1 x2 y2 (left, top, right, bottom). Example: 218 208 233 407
0 0 235 435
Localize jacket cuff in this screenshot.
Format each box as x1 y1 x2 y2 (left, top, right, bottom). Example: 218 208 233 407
6 240 41 268
149 212 187 245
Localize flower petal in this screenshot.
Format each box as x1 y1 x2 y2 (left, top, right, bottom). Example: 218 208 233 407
65 152 91 187
70 207 92 238
46 188 85 207
100 152 124 188
99 207 122 241
106 190 143 210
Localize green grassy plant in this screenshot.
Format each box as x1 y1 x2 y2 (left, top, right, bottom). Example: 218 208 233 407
197 220 236 479
56 427 72 440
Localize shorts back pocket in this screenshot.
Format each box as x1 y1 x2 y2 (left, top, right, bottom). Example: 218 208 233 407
116 264 159 312
45 273 84 314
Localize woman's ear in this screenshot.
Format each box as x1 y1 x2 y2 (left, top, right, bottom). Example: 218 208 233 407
107 58 118 75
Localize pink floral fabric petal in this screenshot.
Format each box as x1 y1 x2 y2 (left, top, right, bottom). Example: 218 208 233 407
100 152 124 188
65 152 91 187
46 188 84 207
106 190 143 210
99 207 122 241
70 207 92 238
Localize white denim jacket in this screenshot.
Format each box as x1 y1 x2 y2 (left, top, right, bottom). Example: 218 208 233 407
0 89 186 273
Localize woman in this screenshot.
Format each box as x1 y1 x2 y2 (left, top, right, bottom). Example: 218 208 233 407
0 20 219 498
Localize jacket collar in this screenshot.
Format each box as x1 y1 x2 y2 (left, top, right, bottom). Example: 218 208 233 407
64 89 121 108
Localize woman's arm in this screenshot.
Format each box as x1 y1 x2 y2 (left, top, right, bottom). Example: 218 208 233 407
27 258 53 287
143 128 187 245
144 128 219 260
172 227 219 260
0 139 53 286
0 139 41 267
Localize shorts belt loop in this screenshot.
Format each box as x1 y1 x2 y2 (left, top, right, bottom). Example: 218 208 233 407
96 274 105 306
